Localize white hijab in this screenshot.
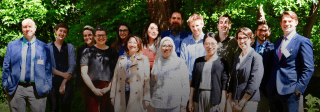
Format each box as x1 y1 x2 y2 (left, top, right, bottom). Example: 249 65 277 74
152 37 179 75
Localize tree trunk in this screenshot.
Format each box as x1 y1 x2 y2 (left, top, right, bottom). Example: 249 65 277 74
303 0 320 39
146 0 182 32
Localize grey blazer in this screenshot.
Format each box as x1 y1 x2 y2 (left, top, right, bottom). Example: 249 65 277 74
228 49 264 101
47 42 76 76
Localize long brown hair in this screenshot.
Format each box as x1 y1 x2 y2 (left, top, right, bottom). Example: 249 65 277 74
142 20 161 49
113 23 133 52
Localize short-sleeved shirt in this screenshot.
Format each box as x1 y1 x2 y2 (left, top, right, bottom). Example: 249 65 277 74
53 42 69 82
80 46 118 81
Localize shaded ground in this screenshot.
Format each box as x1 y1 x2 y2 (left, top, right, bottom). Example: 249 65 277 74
0 77 320 112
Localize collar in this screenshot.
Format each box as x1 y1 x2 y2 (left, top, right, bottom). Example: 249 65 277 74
241 47 253 57
189 32 204 42
22 36 36 44
121 54 143 60
219 35 232 43
256 40 268 47
284 30 296 41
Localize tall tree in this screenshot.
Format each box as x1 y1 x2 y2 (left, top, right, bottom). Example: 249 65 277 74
303 0 320 38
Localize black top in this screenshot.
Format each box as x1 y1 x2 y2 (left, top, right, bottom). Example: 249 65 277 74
53 42 69 82
191 56 229 105
80 46 118 81
75 45 88 87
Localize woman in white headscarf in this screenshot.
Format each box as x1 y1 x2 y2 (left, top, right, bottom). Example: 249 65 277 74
150 37 190 112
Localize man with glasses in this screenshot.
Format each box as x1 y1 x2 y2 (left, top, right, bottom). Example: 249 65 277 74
2 18 52 112
252 21 274 112
162 12 190 57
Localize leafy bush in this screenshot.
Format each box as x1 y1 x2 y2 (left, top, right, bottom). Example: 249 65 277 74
0 67 7 103
305 94 320 112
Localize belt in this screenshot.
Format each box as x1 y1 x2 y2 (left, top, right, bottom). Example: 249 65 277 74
19 82 35 87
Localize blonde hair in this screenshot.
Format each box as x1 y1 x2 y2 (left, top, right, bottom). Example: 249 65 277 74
187 14 204 26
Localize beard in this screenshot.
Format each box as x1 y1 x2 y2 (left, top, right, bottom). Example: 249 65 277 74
169 25 182 34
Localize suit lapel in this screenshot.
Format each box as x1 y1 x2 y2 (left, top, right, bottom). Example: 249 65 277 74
16 38 23 73
279 34 298 63
237 50 253 70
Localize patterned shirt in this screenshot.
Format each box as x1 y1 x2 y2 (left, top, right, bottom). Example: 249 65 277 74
216 36 241 74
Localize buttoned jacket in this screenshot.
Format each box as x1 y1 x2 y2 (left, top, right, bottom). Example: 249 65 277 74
110 54 151 112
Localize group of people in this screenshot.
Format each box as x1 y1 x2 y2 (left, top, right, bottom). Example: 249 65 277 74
1 10 314 112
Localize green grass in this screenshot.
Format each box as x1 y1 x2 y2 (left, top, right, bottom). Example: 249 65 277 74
0 101 9 112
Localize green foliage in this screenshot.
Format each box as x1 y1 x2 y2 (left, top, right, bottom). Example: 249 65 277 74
181 0 320 65
305 94 320 112
0 0 48 48
0 66 6 103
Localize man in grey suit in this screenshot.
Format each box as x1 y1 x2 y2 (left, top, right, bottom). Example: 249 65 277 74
1 18 52 112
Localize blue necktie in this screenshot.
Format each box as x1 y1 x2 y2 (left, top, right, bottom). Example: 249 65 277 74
258 45 263 55
25 42 31 83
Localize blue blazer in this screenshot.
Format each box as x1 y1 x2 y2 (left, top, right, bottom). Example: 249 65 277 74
251 40 274 95
1 38 52 96
268 33 314 95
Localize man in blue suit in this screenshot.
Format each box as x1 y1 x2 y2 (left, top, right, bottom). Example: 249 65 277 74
252 21 274 112
267 11 314 112
1 18 52 112
161 12 190 57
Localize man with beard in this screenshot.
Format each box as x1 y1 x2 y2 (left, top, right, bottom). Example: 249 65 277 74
2 18 52 112
162 12 190 57
252 21 274 112
216 13 241 74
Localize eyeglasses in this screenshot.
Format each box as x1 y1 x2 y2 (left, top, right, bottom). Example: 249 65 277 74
119 29 129 33
96 34 107 38
204 42 217 47
161 45 173 48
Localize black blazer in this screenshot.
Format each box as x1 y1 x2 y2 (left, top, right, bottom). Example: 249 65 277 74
228 49 264 101
251 40 274 95
191 56 229 105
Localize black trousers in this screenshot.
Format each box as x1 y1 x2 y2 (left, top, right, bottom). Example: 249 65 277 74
48 79 74 112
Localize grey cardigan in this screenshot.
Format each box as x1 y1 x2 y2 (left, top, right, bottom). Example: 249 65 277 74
228 49 264 101
47 42 76 77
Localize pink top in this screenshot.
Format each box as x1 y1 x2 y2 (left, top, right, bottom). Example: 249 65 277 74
143 48 156 70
